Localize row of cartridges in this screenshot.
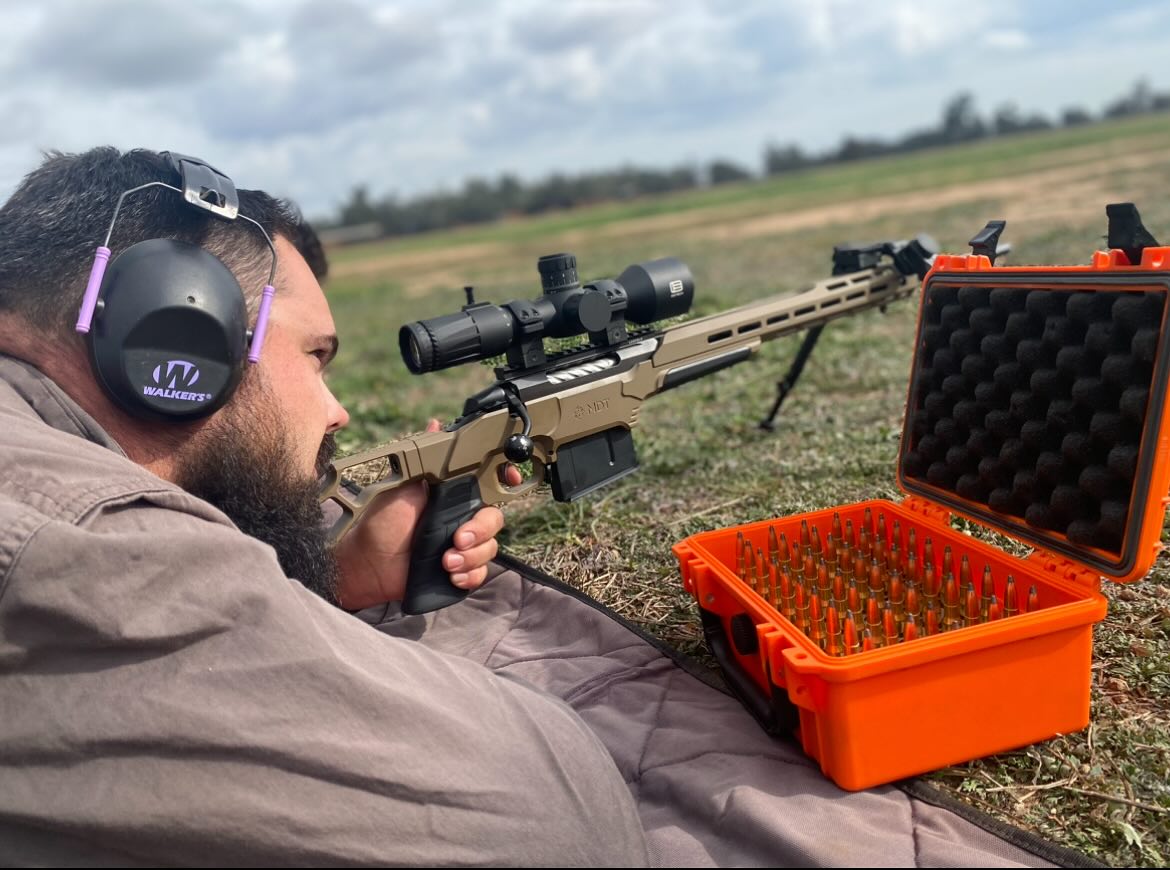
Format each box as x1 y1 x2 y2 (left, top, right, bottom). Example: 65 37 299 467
734 508 1040 655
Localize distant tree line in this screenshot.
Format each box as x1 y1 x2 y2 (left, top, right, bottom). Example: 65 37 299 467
323 79 1170 241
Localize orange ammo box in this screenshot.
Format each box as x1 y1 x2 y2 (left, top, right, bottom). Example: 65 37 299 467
672 207 1170 791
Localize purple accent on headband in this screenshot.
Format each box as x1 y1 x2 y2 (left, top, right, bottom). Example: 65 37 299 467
75 246 112 333
247 284 276 363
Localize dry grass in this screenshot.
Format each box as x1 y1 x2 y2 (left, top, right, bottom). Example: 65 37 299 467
326 116 1170 867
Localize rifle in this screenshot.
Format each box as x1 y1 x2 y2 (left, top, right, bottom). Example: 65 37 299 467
320 236 938 615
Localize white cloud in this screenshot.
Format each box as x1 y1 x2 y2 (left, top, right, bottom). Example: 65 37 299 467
982 29 1031 51
0 0 1167 219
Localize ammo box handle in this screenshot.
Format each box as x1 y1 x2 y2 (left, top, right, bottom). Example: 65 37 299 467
699 607 799 737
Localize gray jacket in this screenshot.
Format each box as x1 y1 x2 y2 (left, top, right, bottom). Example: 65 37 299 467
0 355 649 867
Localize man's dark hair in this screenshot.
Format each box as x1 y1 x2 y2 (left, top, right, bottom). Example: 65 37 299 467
0 147 315 336
288 210 329 282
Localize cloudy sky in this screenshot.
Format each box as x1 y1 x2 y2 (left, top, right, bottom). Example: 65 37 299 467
1 0 1167 220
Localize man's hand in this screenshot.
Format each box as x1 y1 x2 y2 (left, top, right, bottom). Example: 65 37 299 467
331 420 520 611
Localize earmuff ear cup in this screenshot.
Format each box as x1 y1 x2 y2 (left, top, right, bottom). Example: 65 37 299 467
88 238 250 421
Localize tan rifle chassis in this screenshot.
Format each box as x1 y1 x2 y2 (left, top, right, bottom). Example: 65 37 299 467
319 261 919 612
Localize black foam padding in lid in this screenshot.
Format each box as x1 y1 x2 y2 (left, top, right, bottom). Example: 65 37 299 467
899 271 1170 576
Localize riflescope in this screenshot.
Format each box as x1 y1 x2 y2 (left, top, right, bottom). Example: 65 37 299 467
400 252 695 374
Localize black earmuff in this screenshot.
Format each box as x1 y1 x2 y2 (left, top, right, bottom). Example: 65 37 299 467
75 152 277 423
88 237 250 421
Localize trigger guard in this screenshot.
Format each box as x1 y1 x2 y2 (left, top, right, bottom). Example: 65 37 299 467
490 453 545 498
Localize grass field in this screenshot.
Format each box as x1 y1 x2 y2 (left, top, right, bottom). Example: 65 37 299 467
324 112 1170 867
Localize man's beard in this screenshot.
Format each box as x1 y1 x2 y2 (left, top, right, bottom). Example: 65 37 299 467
174 400 341 606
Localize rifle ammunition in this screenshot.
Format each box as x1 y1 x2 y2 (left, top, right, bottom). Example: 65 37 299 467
903 612 919 643
904 579 921 625
826 605 842 649
803 553 816 587
888 571 906 632
800 519 811 552
736 531 746 581
907 527 917 562
779 533 793 573
923 537 935 574
809 591 824 636
877 512 887 544
865 596 882 638
845 542 858 580
959 554 971 591
923 562 939 604
747 548 758 592
886 542 899 574
925 603 941 636
987 593 1003 622
864 507 873 536
844 616 860 656
1026 584 1040 613
847 577 861 616
780 569 795 622
832 512 843 544
832 571 846 609
764 558 778 608
980 564 994 622
942 545 954 582
794 583 808 634
813 561 828 599
867 559 885 608
883 607 898 646
861 627 876 653
943 575 962 632
1004 575 1019 618
963 581 980 627
858 525 871 559
809 619 826 652
845 518 856 550
824 534 838 573
811 525 823 557
906 551 920 587
757 546 769 598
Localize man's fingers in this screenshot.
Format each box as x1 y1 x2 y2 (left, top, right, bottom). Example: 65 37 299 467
425 418 442 433
452 506 505 549
450 564 490 590
445 537 499 574
504 464 524 487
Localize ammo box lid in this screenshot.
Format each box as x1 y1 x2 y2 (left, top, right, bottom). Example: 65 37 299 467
897 225 1170 584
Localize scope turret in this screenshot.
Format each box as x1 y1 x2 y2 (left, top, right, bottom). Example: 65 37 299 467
399 252 694 374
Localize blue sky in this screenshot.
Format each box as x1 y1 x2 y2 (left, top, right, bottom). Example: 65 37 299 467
0 0 1167 220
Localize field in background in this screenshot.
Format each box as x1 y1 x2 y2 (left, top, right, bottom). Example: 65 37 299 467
325 113 1170 867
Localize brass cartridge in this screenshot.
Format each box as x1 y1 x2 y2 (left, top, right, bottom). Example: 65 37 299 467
1026 584 1040 613
980 564 994 622
1004 575 1019 618
987 593 1003 622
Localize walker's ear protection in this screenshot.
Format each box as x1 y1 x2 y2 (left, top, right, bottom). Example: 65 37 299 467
74 152 278 422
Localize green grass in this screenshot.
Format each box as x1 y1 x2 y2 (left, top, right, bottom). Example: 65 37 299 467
324 118 1170 868
328 112 1170 262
